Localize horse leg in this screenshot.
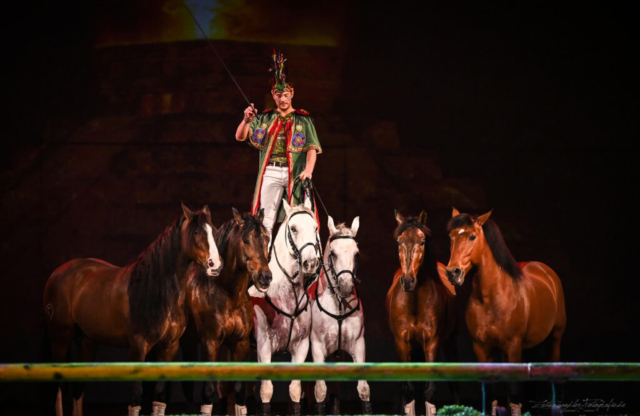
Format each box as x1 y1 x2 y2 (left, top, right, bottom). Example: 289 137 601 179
256 346 273 416
422 338 439 416
50 323 74 416
443 333 461 405
230 339 251 416
200 340 221 416
547 326 565 406
349 337 372 414
473 342 498 411
504 342 523 415
310 332 328 415
180 338 199 413
129 337 152 416
72 335 96 416
150 340 180 416
289 336 309 416
394 339 415 416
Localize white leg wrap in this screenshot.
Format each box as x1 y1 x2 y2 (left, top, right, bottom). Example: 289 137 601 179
404 399 416 416
200 404 213 416
128 405 141 416
426 401 437 416
510 403 522 416
152 401 167 416
235 404 248 416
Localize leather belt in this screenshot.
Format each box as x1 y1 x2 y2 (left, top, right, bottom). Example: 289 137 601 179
268 161 288 167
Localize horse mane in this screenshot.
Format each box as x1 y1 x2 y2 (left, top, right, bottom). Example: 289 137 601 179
214 212 265 257
393 217 438 280
332 222 356 237
447 214 523 280
127 216 184 339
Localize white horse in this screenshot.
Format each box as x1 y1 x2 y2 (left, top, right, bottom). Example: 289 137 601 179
310 216 372 414
249 198 321 416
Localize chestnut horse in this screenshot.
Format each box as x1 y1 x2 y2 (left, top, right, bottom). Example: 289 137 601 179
387 210 458 416
445 208 566 412
43 203 222 416
182 208 272 416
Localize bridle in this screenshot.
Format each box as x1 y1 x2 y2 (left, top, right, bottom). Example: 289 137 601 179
315 234 361 352
267 208 322 352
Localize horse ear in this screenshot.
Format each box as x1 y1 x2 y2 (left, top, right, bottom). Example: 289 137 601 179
394 209 404 225
452 207 460 218
418 210 428 225
303 196 312 210
282 199 292 216
476 209 493 226
351 216 360 236
327 216 338 235
232 207 244 226
257 208 265 223
202 205 211 219
182 202 194 220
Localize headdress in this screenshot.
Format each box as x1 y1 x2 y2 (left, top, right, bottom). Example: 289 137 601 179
269 49 293 92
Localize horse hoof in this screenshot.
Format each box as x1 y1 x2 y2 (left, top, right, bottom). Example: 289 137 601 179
315 400 326 415
509 403 522 416
200 404 213 416
151 401 167 416
291 402 302 416
128 405 141 416
361 400 373 415
425 401 436 416
260 403 271 416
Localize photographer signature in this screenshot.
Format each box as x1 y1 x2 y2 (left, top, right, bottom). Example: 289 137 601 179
530 398 625 413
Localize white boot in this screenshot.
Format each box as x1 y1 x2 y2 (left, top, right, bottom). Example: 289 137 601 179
426 401 437 416
404 399 416 416
200 404 213 416
151 401 167 416
235 403 248 416
128 405 141 416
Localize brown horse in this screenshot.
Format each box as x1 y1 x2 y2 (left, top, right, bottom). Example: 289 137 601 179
43 203 222 416
183 208 272 416
445 208 566 413
387 210 458 416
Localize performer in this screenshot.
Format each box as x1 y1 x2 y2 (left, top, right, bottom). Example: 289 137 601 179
235 50 322 242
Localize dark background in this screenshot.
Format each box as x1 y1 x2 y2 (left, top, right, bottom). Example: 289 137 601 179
2 1 638 414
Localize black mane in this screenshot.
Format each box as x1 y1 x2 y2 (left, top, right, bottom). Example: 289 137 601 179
214 213 266 258
394 217 438 280
128 216 184 339
447 214 523 280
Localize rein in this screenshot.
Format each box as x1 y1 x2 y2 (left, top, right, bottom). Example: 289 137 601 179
315 234 361 352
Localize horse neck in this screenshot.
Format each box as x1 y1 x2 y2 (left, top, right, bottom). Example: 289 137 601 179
268 228 305 311
472 242 515 302
216 242 251 302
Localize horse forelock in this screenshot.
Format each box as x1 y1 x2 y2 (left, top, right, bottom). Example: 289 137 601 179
127 216 183 339
394 217 431 240
394 217 438 279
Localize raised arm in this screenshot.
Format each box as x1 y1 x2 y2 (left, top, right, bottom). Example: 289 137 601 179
235 104 256 141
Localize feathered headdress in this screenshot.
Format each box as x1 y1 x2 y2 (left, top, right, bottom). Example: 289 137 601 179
269 49 292 92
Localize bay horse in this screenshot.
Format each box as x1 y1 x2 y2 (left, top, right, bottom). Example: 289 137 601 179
310 215 372 415
184 208 272 416
387 210 458 416
445 208 566 414
43 203 222 416
249 198 321 416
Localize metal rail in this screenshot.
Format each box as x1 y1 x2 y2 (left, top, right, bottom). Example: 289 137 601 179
1 362 639 382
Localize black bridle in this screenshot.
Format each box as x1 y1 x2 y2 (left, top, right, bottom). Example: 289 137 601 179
315 234 361 352
268 209 322 352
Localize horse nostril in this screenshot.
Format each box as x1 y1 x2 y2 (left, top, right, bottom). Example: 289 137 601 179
208 259 214 268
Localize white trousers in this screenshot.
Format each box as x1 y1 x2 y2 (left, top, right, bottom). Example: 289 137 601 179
260 166 289 240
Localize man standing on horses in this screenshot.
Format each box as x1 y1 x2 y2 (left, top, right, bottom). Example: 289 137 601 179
235 50 322 242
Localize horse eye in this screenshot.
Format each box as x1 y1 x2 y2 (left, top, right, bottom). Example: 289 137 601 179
470 235 476 241
419 241 425 246
291 227 297 233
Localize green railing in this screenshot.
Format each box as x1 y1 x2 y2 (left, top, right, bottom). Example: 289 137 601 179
1 362 639 382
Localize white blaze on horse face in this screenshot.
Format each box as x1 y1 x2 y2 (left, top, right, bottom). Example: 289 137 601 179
290 210 319 274
458 229 465 234
204 224 221 275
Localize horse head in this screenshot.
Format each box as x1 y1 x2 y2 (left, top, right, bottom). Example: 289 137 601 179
446 207 492 286
282 198 321 279
326 215 360 298
231 207 272 292
394 209 433 292
181 202 223 277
